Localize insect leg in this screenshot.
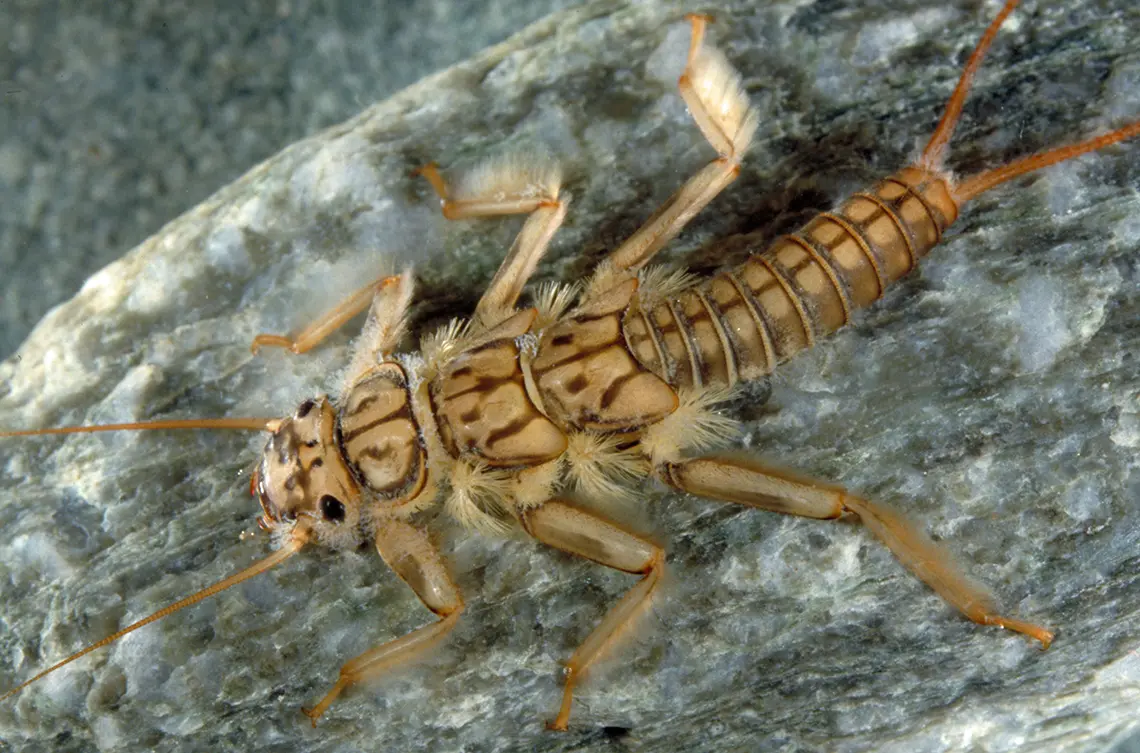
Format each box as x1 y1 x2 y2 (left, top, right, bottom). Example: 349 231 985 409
301 519 464 726
416 158 567 324
520 499 664 731
662 454 1054 647
250 273 404 355
341 270 416 387
604 14 758 273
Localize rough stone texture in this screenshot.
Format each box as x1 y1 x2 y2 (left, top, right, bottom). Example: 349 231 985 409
0 0 575 359
1 1 1139 751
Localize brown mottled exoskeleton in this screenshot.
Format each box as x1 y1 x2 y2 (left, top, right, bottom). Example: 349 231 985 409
3 0 1139 731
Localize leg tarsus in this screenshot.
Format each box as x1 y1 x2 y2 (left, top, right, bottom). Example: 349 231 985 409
546 667 579 732
974 612 1054 649
412 162 449 201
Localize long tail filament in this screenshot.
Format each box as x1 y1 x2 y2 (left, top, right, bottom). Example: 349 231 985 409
917 0 1139 203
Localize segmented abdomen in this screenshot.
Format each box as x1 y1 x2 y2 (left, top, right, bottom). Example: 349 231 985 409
624 167 960 388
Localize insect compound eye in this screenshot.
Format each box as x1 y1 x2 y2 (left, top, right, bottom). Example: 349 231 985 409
319 495 346 523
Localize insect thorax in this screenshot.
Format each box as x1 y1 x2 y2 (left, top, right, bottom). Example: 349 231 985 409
338 363 427 500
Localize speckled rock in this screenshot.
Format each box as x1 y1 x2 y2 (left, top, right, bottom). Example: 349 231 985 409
0 0 577 359
1 1 1139 752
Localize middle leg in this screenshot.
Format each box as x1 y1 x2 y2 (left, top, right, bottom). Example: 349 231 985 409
521 499 665 731
416 157 567 325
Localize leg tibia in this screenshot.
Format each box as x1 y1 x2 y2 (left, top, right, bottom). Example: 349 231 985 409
251 274 402 356
415 158 561 219
663 454 1053 647
841 495 1053 647
476 201 568 324
607 159 740 273
302 521 464 726
522 500 664 731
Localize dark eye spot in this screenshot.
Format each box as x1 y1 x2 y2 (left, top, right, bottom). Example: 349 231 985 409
296 399 316 418
319 495 345 522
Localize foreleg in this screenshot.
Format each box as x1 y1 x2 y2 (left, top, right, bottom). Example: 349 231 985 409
662 454 1054 647
301 519 464 726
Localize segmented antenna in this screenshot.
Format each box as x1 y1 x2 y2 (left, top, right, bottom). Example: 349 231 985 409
1 527 310 703
0 417 277 438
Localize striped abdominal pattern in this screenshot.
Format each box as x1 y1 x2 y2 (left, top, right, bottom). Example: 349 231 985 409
626 167 959 387
237 2 1138 724
406 167 958 483
5 1 1135 731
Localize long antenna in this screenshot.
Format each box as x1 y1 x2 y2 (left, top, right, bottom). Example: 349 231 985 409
0 417 278 438
1 527 309 703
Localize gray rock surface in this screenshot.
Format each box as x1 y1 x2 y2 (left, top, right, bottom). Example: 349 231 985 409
0 0 576 359
1 0 1139 751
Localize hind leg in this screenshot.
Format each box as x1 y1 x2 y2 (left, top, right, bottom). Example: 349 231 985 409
603 14 758 275
662 454 1054 646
